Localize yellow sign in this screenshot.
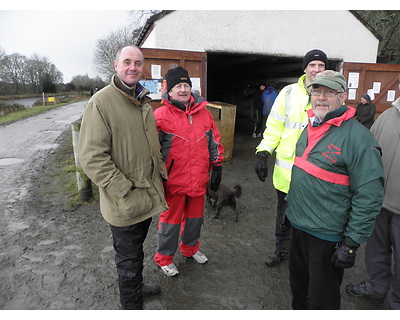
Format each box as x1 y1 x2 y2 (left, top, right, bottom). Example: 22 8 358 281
48 97 55 102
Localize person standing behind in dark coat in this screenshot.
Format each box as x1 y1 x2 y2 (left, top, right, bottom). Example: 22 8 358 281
253 81 267 138
355 93 376 129
259 84 278 133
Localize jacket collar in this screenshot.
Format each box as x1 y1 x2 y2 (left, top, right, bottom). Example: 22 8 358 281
112 74 151 104
298 74 308 93
307 105 356 127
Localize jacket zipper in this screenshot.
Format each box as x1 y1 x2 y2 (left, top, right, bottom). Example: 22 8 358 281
167 159 175 175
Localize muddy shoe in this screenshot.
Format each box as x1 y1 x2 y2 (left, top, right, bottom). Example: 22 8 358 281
346 282 386 299
141 283 161 297
265 251 288 267
192 251 208 264
161 263 179 277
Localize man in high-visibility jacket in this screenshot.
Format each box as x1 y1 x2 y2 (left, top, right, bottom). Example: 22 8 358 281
255 49 328 267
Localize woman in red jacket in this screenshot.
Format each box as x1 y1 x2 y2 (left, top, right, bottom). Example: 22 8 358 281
154 67 224 277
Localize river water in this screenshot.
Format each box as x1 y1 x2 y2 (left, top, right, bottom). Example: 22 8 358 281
1 97 41 107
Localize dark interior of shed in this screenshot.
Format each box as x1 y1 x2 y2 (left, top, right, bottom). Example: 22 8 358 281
206 52 338 119
206 52 303 119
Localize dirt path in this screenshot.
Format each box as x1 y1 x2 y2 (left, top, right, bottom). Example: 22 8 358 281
0 111 385 310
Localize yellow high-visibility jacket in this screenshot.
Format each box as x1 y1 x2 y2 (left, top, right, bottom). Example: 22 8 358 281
256 74 311 193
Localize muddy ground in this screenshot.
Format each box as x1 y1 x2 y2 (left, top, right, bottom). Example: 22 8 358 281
0 117 386 310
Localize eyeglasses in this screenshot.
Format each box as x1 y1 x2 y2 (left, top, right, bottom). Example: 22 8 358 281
310 89 344 97
172 83 191 90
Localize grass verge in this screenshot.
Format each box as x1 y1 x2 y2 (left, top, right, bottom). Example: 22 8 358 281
53 131 99 208
0 95 88 126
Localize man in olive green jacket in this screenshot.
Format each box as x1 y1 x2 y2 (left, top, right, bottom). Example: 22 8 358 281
78 46 168 310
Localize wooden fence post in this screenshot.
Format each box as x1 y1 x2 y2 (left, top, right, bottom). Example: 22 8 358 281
71 119 93 202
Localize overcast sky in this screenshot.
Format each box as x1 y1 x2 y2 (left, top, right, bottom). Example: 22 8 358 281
0 10 134 83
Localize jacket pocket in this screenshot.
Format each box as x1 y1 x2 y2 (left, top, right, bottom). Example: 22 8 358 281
118 187 153 219
276 145 295 158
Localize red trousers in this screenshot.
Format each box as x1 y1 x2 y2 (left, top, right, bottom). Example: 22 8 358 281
154 194 205 267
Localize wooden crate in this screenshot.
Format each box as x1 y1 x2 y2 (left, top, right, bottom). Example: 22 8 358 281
207 102 237 161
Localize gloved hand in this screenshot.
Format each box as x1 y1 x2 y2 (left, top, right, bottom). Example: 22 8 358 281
210 164 222 192
331 242 358 268
255 151 270 182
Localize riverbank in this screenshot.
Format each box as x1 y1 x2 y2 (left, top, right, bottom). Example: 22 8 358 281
0 94 88 125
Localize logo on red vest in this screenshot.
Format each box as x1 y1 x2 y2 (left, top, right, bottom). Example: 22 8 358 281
322 144 341 163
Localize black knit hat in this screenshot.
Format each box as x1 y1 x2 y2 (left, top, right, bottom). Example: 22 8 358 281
165 66 192 92
302 49 328 71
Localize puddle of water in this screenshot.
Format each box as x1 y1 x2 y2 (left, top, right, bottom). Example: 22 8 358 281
38 240 57 246
42 130 61 133
8 221 30 232
0 158 25 166
35 144 59 150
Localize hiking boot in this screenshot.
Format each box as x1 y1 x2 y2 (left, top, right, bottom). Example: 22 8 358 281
192 251 208 264
141 283 161 297
161 263 179 277
265 251 288 267
346 282 386 299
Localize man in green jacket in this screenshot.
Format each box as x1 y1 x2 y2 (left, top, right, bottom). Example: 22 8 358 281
286 70 384 309
78 45 168 310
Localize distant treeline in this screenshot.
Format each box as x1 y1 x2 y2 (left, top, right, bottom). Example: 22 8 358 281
0 50 106 95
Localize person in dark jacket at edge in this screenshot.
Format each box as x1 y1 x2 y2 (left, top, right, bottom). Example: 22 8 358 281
154 66 224 277
355 93 376 129
285 70 384 309
346 78 400 309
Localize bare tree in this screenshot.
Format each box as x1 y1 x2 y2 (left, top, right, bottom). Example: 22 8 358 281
0 53 27 93
93 26 140 81
0 47 5 60
92 10 162 81
128 10 162 28
0 52 64 94
25 54 63 93
70 74 105 91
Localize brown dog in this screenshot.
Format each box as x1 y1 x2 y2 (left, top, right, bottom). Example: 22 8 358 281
206 183 242 222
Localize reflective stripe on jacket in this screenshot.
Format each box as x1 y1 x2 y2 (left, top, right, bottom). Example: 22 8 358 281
256 74 310 193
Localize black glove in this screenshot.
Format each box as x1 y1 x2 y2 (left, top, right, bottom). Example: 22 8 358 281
331 242 358 269
255 151 269 182
210 165 222 192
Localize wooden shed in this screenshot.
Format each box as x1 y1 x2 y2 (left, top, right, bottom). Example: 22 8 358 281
136 10 382 118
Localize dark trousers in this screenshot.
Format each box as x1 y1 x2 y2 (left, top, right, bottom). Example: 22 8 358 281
365 208 400 309
110 218 152 310
275 190 291 253
289 227 344 309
